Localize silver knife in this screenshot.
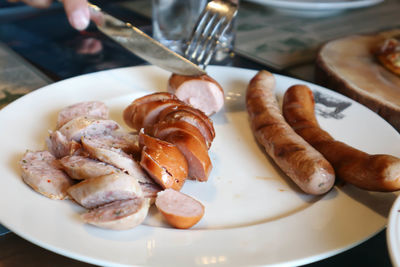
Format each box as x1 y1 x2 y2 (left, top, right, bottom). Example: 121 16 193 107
89 3 206 76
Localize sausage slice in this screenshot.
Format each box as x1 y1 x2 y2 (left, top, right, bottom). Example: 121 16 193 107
20 150 74 200
155 189 204 229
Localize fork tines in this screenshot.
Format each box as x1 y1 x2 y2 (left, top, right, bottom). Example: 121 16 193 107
184 0 238 70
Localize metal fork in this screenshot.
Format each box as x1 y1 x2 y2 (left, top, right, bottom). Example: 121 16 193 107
184 0 238 69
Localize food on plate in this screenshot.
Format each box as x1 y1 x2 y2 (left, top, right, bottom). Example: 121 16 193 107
155 108 214 149
82 198 150 230
316 29 400 132
123 92 178 130
139 131 188 190
57 101 109 128
46 130 82 159
20 150 74 200
20 96 210 230
130 98 185 131
124 92 214 182
152 120 209 150
246 70 335 195
282 84 400 192
81 136 145 180
59 155 119 180
58 116 120 142
67 172 143 209
158 103 215 139
155 189 204 229
162 129 212 182
167 73 224 116
374 34 400 76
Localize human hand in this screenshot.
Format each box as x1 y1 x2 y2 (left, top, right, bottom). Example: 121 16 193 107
9 0 102 31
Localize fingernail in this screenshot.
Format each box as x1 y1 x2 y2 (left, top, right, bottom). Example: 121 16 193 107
70 9 90 31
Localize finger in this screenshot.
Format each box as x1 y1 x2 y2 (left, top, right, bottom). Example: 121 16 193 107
63 0 90 31
19 0 53 8
89 5 104 27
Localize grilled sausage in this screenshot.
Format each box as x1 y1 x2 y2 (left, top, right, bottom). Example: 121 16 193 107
282 84 400 191
246 70 335 195
155 189 204 229
139 131 188 191
168 73 224 116
123 92 177 130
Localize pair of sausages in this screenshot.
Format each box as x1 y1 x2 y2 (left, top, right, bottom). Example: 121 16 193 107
282 84 400 192
246 70 335 195
246 70 400 194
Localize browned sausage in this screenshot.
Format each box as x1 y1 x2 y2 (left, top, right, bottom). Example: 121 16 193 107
155 110 213 149
282 84 400 191
123 92 177 130
168 73 224 116
139 131 188 191
155 189 204 229
246 70 335 195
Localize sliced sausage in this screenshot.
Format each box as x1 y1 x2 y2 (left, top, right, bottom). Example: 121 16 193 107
282 84 400 192
57 101 109 128
139 131 188 191
58 116 119 142
168 73 224 116
156 109 214 148
59 155 118 180
161 129 212 182
46 130 82 159
81 136 148 182
20 150 74 200
88 131 141 159
155 189 204 229
67 172 143 209
81 198 150 230
151 120 208 150
81 136 162 199
246 70 335 195
133 98 184 131
123 92 177 129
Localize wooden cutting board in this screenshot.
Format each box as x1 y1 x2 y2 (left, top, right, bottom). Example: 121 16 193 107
315 29 400 132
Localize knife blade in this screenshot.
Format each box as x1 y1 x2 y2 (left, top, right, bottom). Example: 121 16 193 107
90 3 206 76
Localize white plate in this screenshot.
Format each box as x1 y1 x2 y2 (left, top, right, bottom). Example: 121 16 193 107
244 0 384 16
387 195 400 267
0 65 399 267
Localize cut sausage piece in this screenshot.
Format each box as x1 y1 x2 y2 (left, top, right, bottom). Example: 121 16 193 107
155 189 204 229
57 101 109 128
58 116 119 142
81 136 162 199
246 70 335 195
160 129 212 182
156 109 214 148
46 130 82 159
123 92 177 129
282 84 400 192
139 131 188 190
67 172 143 209
59 155 118 180
88 131 141 159
168 73 224 116
82 198 150 230
134 99 185 132
81 136 147 181
20 151 74 200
